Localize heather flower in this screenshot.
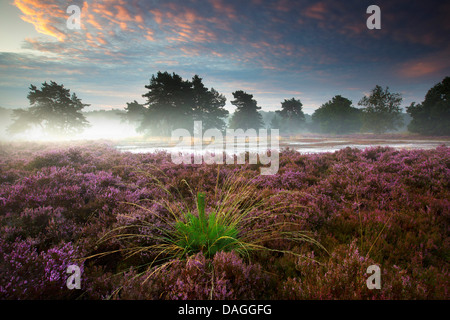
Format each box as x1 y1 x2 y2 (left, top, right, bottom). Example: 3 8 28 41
0 142 448 299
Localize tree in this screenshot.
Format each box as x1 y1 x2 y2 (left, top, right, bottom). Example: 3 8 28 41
120 100 145 126
270 113 282 129
7 81 90 137
140 71 192 135
358 85 403 133
407 76 450 136
312 95 362 134
138 72 229 135
228 90 264 130
191 75 228 132
276 98 305 133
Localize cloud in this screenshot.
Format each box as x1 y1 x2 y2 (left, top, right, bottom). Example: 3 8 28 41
14 0 68 41
397 47 450 79
304 2 327 20
4 0 449 113
9 0 352 71
209 0 237 20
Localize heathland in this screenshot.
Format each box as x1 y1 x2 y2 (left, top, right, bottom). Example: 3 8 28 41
0 141 448 299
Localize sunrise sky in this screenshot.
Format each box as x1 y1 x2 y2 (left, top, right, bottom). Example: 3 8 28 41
0 0 449 114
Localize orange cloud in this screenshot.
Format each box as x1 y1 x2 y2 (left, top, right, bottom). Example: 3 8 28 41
14 0 67 41
96 36 107 45
147 6 221 44
115 5 132 21
150 9 164 25
81 1 147 34
83 1 102 30
135 15 143 24
145 30 155 41
209 0 237 20
87 14 102 30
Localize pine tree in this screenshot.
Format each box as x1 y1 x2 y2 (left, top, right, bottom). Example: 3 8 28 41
141 71 192 135
8 81 90 137
191 75 228 132
228 90 264 130
138 72 229 135
276 98 305 133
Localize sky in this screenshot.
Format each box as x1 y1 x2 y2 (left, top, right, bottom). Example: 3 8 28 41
0 0 449 114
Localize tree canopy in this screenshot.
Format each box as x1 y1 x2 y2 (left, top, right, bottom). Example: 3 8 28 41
138 72 228 135
275 98 305 133
140 72 192 135
407 76 450 136
228 90 264 130
312 95 362 134
191 75 228 132
7 81 90 137
358 85 403 133
122 100 145 122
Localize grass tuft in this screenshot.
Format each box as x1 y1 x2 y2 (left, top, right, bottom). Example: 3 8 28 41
86 166 327 287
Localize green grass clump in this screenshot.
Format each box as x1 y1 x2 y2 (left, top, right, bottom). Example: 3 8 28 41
174 192 243 258
174 199 240 258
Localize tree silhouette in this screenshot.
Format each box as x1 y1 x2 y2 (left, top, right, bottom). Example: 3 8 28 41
191 75 228 132
276 97 305 133
228 90 264 130
7 81 90 137
270 113 282 129
407 76 450 136
312 95 362 134
120 100 145 126
358 85 403 133
139 72 229 135
141 72 192 135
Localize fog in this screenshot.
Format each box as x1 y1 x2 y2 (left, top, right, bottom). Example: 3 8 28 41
1 108 448 154
0 108 140 142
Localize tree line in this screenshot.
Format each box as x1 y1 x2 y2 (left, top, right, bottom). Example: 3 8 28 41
7 72 450 137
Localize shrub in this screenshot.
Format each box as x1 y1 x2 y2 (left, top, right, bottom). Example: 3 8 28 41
0 239 84 299
116 251 270 300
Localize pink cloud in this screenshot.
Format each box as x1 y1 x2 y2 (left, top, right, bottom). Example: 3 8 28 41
209 0 237 20
273 0 291 12
304 2 327 20
397 47 450 78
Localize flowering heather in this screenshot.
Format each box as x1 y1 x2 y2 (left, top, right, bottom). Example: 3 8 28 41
0 142 449 299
